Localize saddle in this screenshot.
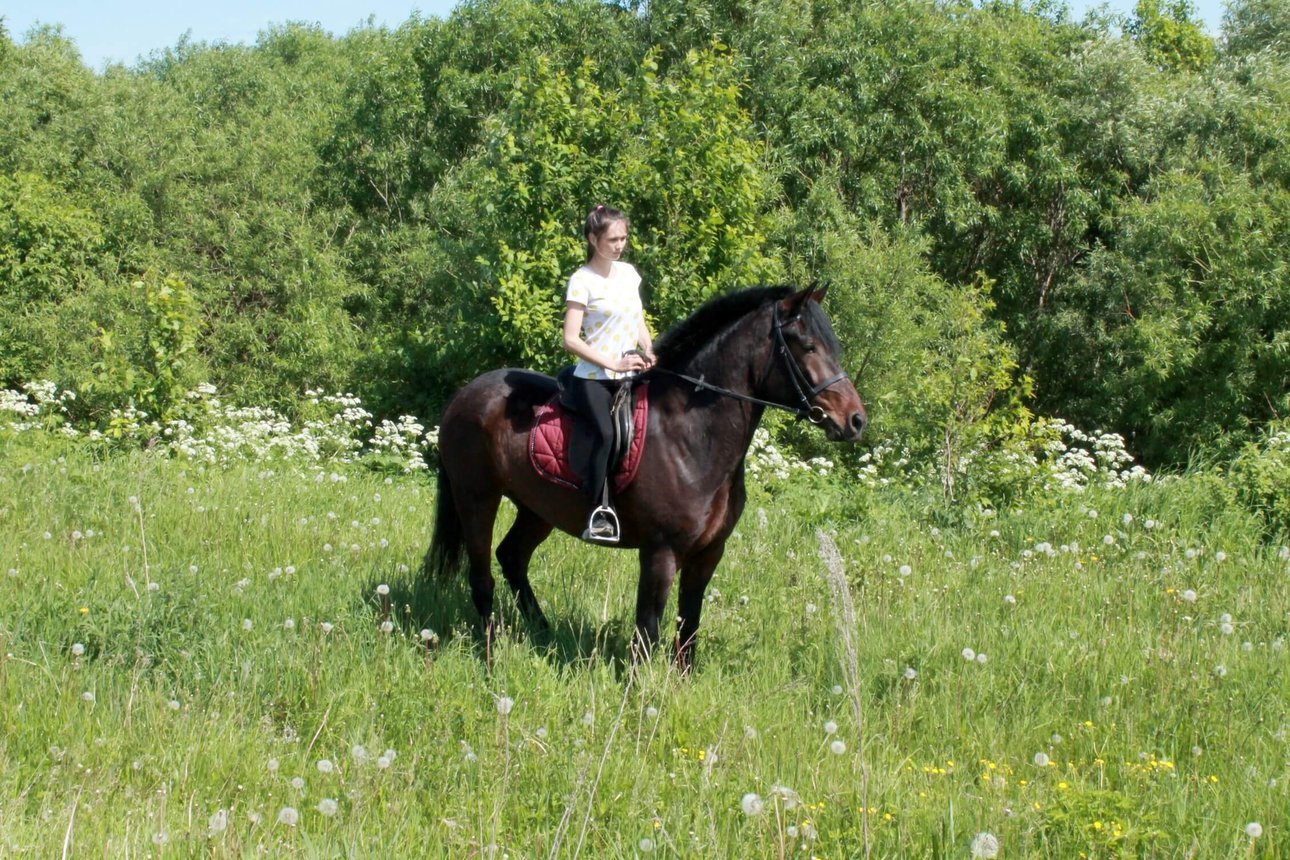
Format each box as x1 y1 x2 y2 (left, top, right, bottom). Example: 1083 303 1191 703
529 368 649 492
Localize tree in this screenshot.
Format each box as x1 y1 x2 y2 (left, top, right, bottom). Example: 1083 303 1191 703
1129 0 1217 72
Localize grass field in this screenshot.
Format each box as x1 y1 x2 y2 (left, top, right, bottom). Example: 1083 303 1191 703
1 433 1288 857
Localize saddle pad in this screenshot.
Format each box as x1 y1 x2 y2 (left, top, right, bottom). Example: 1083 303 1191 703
530 383 649 493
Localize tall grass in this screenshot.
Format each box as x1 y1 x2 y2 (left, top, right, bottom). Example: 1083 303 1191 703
1 437 1287 857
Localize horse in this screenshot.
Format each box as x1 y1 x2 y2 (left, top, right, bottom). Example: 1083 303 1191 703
426 285 867 670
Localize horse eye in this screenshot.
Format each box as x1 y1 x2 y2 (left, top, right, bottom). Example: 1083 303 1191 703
801 340 817 353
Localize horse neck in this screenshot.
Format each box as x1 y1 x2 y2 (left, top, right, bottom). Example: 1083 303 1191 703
656 306 774 465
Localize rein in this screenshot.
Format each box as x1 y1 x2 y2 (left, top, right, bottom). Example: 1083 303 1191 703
648 306 848 425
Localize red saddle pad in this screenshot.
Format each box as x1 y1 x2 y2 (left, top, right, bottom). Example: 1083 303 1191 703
529 384 649 493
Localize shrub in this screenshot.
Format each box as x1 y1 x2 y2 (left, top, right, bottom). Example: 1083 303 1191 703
1229 422 1290 536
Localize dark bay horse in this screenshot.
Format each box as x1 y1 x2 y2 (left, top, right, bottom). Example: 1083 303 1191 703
427 285 867 669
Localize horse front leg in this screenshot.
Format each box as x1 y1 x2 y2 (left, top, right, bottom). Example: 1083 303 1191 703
633 544 678 662
674 540 726 674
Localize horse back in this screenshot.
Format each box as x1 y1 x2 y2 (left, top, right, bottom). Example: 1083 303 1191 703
441 368 557 435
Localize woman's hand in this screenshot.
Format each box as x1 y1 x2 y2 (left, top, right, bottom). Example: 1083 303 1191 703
615 351 651 374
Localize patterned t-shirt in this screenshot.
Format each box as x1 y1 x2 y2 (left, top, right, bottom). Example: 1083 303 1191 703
566 262 644 380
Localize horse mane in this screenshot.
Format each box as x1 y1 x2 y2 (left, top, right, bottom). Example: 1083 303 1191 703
653 286 794 369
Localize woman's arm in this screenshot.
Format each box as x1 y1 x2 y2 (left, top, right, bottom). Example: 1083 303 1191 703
636 316 656 366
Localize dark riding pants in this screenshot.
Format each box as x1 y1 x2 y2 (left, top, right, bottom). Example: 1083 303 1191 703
567 375 619 509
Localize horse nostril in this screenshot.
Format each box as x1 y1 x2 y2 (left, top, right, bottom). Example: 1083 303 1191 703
850 412 868 435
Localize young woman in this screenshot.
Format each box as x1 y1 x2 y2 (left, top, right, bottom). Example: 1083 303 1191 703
562 204 655 542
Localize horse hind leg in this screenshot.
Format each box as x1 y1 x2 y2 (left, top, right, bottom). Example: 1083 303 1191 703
452 490 503 646
495 505 554 634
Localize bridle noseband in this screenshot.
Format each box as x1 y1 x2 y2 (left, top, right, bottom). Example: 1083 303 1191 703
652 304 850 424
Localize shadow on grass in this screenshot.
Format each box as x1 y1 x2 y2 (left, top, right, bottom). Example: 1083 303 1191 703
365 556 633 676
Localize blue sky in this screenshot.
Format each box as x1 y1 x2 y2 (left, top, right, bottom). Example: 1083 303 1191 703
3 1 458 69
5 0 1228 71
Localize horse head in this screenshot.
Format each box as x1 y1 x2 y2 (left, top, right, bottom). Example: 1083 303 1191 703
772 286 868 442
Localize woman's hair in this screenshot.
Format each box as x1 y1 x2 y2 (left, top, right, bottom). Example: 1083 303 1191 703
583 204 629 261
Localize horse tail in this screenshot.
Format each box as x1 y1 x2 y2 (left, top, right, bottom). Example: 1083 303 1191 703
425 456 465 581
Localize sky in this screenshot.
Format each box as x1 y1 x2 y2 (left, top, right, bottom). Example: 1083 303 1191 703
4 0 1229 72
3 1 459 70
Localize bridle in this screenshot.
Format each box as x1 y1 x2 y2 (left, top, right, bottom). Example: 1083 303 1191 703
649 304 849 424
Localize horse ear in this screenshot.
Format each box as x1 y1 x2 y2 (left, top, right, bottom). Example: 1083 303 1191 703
783 285 816 316
809 283 829 304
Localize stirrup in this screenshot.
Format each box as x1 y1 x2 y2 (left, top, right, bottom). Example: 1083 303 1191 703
581 504 620 545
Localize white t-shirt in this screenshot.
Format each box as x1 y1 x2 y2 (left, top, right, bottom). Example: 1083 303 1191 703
566 261 644 380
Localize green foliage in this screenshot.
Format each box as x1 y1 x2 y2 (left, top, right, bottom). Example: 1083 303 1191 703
1229 422 1290 535
87 272 202 428
1223 0 1290 56
2 0 1289 468
1129 0 1218 72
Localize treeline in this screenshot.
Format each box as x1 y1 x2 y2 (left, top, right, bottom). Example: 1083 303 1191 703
1 0 1288 468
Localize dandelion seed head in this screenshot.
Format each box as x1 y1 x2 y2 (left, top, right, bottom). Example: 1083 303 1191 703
970 832 1000 859
290 776 305 791
317 759 335 774
824 720 838 735
740 792 764 816
318 798 339 816
645 706 659 720
962 648 976 661
898 564 912 577
1033 752 1050 767
277 806 299 827
379 620 394 634
830 739 847 755
904 667 917 680
208 808 229 835
1246 822 1263 839
71 643 85 657
496 696 514 716
1181 589 1198 603
976 652 988 664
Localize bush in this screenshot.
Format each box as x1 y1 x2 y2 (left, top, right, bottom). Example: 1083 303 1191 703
1229 422 1290 536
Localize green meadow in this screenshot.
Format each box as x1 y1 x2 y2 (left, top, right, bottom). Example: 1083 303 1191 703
2 427 1287 858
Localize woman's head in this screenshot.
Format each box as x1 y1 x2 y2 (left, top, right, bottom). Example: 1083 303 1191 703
584 204 630 263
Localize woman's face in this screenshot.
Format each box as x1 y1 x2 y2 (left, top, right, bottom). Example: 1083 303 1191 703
589 219 629 263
